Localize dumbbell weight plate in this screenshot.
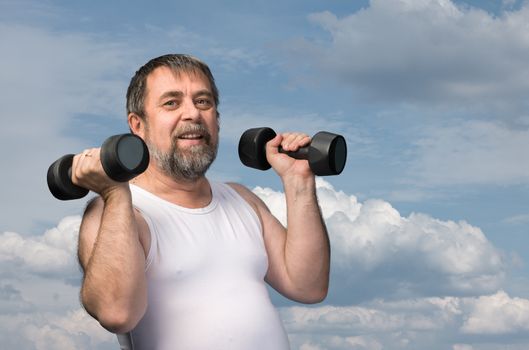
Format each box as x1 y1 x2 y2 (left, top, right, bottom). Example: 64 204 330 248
332 135 347 174
101 134 150 182
238 127 276 171
47 154 90 200
308 132 347 176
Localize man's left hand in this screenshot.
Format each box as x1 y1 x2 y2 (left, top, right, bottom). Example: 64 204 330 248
265 132 314 179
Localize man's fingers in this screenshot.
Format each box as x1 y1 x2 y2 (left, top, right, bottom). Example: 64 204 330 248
266 134 283 152
72 148 101 183
280 133 311 152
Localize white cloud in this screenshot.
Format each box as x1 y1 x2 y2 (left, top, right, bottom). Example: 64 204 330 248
461 290 529 334
282 291 529 349
293 335 383 350
0 216 81 278
502 0 517 10
281 296 462 335
453 345 473 350
0 308 116 350
28 308 114 348
0 217 118 350
255 179 506 300
504 213 529 225
0 283 34 314
285 0 529 115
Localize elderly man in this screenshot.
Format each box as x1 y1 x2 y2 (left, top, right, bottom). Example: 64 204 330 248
73 54 330 349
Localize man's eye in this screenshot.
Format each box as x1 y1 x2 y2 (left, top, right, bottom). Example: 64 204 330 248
196 99 212 107
164 100 178 107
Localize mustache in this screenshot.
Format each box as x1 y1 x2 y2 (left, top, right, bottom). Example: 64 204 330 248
174 123 212 143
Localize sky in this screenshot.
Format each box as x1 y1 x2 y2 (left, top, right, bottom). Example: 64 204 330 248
1 0 529 348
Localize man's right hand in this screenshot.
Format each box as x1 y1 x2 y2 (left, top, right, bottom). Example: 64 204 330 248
71 148 129 200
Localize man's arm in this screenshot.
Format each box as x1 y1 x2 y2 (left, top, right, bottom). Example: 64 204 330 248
74 149 149 333
230 132 331 304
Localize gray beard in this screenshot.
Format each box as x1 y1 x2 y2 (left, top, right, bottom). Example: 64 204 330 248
147 125 218 181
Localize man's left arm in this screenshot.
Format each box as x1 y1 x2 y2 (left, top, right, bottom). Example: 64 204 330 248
231 132 331 304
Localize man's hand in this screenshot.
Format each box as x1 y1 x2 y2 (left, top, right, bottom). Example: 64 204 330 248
265 132 314 179
71 148 128 200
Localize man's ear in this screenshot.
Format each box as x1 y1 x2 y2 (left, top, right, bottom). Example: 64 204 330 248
128 113 146 137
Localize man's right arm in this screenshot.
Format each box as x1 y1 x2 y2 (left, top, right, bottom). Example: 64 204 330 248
77 186 149 334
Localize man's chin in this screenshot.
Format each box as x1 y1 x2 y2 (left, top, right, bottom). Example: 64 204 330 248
175 142 211 155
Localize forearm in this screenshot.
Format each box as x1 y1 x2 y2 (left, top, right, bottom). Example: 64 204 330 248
81 187 147 331
283 175 330 299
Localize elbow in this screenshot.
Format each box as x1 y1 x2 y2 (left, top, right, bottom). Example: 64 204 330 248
97 308 142 334
304 278 329 304
81 291 146 334
304 288 328 304
315 288 329 303
292 286 329 304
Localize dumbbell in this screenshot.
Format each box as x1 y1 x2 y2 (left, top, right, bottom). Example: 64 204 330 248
238 127 347 176
47 134 149 200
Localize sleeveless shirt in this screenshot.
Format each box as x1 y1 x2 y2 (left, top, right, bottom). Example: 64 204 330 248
119 182 290 350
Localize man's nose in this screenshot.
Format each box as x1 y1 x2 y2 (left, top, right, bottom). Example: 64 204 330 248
181 98 200 121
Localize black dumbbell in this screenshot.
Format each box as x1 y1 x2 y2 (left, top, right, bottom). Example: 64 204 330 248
238 127 347 176
47 134 149 200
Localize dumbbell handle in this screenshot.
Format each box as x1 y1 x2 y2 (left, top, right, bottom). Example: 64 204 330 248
276 130 348 177
279 145 310 160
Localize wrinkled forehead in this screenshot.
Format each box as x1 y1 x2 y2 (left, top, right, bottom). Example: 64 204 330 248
145 66 212 99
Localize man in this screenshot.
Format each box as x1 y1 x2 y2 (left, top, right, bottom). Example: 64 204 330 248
73 54 330 349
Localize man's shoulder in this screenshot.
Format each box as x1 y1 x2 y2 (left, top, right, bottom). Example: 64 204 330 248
223 182 270 214
224 182 254 200
224 181 247 192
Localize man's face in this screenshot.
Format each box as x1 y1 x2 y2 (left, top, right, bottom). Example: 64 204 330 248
141 66 219 181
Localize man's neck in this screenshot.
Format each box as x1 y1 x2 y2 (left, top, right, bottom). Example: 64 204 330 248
130 166 213 209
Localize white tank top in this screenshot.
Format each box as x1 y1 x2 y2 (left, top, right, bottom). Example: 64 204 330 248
120 182 290 350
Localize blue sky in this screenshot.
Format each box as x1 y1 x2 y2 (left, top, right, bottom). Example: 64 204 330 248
1 0 529 349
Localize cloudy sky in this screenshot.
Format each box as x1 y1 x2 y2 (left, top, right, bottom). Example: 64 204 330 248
1 0 529 348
